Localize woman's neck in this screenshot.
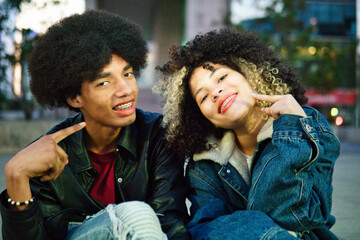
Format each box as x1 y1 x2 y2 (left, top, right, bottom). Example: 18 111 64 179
233 108 266 156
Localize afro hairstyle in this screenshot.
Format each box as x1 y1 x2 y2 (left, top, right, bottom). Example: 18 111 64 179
28 10 148 111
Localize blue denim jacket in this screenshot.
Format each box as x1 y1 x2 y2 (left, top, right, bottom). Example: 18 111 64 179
186 106 340 240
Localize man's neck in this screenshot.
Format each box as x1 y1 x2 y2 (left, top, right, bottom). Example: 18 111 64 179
84 125 122 154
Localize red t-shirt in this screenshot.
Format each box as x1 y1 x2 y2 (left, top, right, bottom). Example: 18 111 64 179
88 150 116 206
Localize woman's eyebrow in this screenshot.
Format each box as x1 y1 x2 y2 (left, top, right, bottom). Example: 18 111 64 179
194 67 224 98
209 67 224 78
195 87 203 98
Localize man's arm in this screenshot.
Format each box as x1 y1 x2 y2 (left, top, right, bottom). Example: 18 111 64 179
1 122 85 240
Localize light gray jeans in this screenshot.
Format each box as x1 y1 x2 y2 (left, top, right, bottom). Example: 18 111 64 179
66 201 167 240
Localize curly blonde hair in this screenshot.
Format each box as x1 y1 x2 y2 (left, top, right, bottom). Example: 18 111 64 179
236 58 291 109
153 58 291 145
153 66 188 142
155 29 306 157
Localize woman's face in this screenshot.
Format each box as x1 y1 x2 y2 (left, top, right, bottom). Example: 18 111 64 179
189 63 256 129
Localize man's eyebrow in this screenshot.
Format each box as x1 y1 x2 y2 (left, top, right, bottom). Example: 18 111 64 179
95 72 111 80
94 64 133 80
124 64 132 71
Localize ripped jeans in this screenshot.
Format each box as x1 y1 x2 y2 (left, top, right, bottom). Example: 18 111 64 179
66 201 167 240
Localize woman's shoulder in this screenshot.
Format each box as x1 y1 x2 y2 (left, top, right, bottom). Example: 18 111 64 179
186 159 227 194
302 105 321 116
302 105 334 131
186 158 223 181
187 158 221 173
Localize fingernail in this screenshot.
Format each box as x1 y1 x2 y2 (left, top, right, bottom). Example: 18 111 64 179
261 108 264 112
78 122 86 126
248 92 256 95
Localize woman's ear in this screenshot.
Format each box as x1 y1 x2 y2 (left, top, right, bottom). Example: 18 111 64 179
67 95 83 109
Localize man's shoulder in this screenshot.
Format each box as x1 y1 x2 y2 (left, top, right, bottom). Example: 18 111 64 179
135 108 163 127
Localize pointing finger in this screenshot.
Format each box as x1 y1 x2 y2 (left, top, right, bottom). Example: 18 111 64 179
50 122 86 143
248 93 284 103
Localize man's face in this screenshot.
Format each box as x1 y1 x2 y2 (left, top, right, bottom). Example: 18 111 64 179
71 55 138 130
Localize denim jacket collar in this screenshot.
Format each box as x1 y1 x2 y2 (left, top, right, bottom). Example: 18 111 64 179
193 118 274 185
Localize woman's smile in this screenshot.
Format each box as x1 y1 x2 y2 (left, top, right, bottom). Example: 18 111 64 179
218 93 238 114
190 63 256 129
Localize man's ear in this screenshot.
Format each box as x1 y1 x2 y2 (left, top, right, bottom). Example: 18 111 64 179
67 95 83 109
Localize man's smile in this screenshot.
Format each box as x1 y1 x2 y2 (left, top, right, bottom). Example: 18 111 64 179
112 102 134 111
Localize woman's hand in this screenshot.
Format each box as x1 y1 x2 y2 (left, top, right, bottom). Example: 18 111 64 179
250 93 307 120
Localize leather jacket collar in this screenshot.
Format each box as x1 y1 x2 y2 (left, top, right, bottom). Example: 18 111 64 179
52 113 139 174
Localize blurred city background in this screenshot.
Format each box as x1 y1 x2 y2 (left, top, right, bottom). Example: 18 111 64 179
0 0 359 239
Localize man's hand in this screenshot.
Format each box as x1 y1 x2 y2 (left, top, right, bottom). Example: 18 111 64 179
5 122 86 209
250 94 307 120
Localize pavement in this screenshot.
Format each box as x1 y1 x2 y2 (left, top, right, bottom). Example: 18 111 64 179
0 141 359 240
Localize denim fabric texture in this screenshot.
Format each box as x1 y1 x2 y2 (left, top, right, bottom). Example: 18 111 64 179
186 106 340 240
66 201 167 240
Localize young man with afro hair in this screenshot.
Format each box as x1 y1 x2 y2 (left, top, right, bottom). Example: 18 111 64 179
0 10 189 240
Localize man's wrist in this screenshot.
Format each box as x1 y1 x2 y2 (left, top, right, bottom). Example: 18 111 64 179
5 161 30 186
5 161 32 207
5 192 35 206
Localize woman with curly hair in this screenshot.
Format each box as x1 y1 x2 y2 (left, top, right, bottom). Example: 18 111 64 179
154 29 340 239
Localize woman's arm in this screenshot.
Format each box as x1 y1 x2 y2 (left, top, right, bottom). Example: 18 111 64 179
248 106 340 232
187 160 298 240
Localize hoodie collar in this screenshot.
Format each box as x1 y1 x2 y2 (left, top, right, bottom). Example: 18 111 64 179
193 118 274 185
194 118 274 164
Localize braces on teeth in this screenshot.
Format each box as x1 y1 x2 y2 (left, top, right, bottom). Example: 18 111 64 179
114 102 132 110
220 95 236 112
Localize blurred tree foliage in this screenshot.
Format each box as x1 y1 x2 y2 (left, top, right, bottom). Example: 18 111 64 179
0 0 30 86
233 0 356 91
0 0 58 119
1 0 32 118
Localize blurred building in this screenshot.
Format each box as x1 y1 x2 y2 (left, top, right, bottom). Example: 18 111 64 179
85 0 230 86
241 0 355 38
185 0 231 41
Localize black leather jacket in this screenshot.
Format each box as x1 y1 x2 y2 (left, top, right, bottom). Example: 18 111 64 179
0 109 189 240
